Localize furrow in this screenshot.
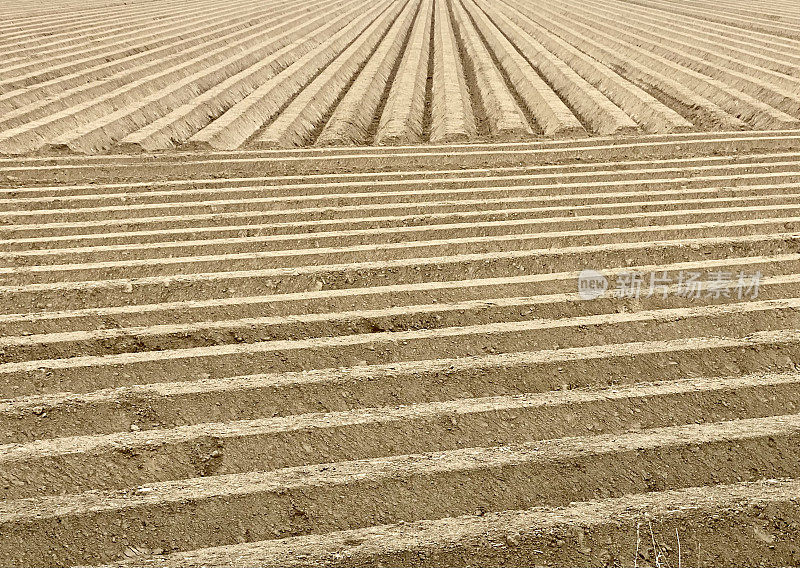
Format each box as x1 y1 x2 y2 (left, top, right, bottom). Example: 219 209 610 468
560 0 800 119
0 0 342 154
2 232 797 314
5 215 800 285
8 202 800 266
3 297 800 396
253 0 413 148
3 271 799 362
374 0 433 145
48 0 366 154
448 0 532 139
458 0 584 137
475 0 639 135
6 327 800 441
104 479 800 568
2 374 799 498
488 0 693 133
315 0 422 146
2 415 799 566
429 0 476 143
186 0 394 150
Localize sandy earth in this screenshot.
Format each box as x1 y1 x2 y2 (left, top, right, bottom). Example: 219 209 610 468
0 0 799 154
2 0 800 565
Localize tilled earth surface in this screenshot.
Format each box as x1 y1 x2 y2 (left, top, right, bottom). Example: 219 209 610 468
2 131 800 566
1 0 800 154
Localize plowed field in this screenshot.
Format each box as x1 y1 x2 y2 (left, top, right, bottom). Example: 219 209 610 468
2 132 800 565
3 1 800 566
1 0 799 154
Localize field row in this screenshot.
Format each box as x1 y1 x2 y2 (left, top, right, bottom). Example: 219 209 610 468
0 0 799 154
2 133 800 565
